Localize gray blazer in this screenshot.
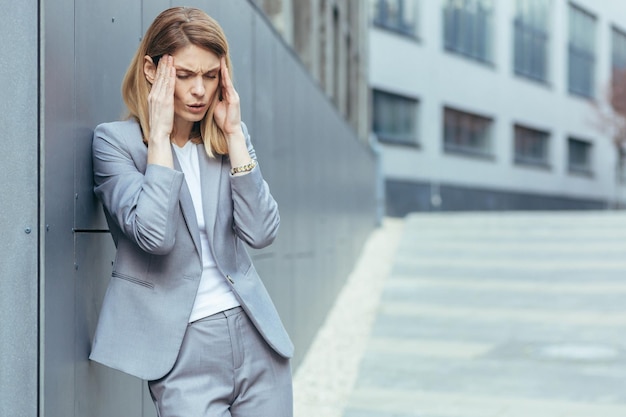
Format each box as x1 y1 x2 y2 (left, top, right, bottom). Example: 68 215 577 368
89 119 293 381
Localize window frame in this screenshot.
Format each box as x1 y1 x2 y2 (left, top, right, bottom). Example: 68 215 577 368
513 124 551 168
567 3 597 99
612 25 626 73
567 136 594 176
372 88 420 147
443 106 494 159
443 0 494 65
513 0 550 84
372 0 419 39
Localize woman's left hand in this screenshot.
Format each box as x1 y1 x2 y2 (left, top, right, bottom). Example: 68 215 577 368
214 57 242 137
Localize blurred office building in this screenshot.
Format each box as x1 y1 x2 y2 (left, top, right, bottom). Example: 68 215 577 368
251 0 370 140
370 0 626 215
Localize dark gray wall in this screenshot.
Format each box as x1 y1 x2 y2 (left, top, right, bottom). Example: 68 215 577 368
36 0 376 416
385 179 608 216
0 1 40 416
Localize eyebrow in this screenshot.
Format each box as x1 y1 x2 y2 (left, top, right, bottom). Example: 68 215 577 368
175 65 220 74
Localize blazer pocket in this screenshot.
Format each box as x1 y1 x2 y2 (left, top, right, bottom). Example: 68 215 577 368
112 271 155 290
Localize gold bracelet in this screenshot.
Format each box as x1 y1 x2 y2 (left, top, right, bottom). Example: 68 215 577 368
230 160 257 175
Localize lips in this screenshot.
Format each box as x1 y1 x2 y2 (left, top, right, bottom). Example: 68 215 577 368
187 103 207 114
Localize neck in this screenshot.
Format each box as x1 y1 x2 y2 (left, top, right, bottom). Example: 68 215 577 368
171 119 194 148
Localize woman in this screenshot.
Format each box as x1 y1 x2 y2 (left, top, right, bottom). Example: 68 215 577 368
90 7 293 417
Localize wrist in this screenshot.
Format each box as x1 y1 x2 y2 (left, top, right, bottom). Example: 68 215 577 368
225 130 245 145
149 132 170 145
147 139 174 168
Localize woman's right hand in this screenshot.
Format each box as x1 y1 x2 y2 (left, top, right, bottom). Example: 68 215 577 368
147 55 175 144
146 55 175 168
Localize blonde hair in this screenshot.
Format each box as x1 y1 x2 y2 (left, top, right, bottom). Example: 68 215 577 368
122 7 233 157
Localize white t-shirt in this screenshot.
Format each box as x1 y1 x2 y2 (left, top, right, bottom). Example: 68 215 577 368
172 141 240 322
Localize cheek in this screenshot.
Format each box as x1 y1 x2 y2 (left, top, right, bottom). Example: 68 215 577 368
173 84 186 102
206 79 219 98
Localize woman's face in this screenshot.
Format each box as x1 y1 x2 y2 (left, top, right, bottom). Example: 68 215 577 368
170 44 221 127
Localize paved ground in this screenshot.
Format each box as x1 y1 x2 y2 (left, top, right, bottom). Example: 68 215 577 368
294 211 626 417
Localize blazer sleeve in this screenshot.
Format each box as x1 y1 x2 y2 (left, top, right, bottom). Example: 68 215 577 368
229 122 280 249
92 122 185 255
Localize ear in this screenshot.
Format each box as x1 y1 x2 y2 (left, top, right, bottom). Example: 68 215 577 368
143 55 157 84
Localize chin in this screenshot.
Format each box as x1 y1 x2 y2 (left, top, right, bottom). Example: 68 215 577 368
185 113 207 123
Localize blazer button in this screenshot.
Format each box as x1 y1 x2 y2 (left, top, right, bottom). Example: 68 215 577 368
226 275 234 284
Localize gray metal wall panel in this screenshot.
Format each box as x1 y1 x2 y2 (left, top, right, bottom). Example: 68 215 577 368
220 0 255 122
74 0 142 231
0 0 39 416
291 66 323 355
142 383 158 417
250 14 277 181
142 0 172 34
43 0 79 414
267 41 300 353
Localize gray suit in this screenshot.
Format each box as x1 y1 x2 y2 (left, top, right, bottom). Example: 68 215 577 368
89 119 293 381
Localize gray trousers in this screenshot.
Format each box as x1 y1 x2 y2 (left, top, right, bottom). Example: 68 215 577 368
148 307 293 417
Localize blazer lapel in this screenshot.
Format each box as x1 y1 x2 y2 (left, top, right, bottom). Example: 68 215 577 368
197 147 223 245
172 148 202 258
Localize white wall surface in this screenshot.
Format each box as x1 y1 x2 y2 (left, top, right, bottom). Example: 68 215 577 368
370 0 626 203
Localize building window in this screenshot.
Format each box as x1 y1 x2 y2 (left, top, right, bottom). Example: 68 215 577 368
373 89 419 145
568 137 593 175
514 124 550 167
612 26 626 74
568 4 596 98
443 0 494 64
372 0 419 37
443 107 493 157
513 0 550 83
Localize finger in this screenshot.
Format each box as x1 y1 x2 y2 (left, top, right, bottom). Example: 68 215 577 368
155 55 172 96
220 57 230 86
165 60 176 96
161 55 172 85
220 57 235 98
156 55 167 83
150 55 166 95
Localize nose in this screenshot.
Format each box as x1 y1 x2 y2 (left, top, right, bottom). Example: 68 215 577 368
191 76 205 97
